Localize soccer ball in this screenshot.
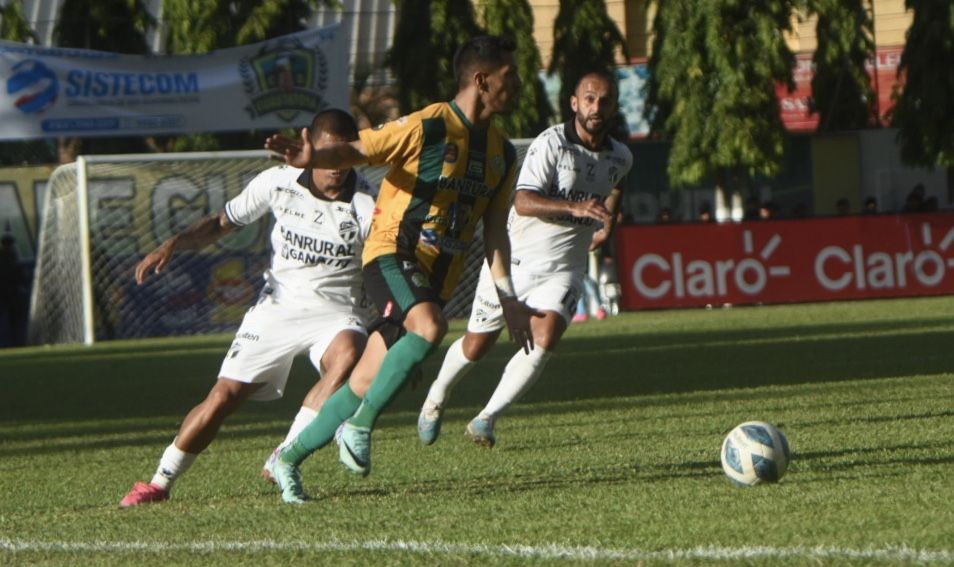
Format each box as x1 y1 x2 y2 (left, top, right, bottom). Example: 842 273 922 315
720 421 791 486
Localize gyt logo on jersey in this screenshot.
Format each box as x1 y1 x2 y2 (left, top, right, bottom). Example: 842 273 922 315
7 60 59 114
240 36 329 122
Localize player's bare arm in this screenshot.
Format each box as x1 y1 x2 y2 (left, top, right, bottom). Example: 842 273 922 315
265 127 368 170
482 206 543 353
135 211 236 284
513 189 612 225
590 187 623 251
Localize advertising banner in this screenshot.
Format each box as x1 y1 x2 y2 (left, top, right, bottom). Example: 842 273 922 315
0 25 348 140
777 46 903 131
616 213 954 309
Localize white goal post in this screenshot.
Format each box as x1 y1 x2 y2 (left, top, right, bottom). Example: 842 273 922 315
29 143 530 345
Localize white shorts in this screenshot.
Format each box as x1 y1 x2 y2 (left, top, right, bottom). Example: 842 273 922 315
218 294 367 402
467 263 582 334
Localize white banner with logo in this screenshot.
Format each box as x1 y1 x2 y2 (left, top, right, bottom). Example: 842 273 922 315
0 25 348 140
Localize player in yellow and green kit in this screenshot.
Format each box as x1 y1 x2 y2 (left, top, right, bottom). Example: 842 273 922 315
264 35 540 503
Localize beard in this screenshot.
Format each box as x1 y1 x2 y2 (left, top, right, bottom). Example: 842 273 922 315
577 114 608 136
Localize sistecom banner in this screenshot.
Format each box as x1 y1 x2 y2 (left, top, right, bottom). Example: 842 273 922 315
0 25 348 140
615 213 954 309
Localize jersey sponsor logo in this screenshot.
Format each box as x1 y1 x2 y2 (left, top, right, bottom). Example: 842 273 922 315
436 175 495 198
419 228 469 253
547 186 601 203
476 293 500 310
276 206 305 219
280 225 357 268
275 186 304 198
237 332 260 341
444 143 459 164
467 158 484 178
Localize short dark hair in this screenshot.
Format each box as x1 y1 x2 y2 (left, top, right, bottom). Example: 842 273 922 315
572 67 619 99
453 35 517 89
310 109 359 142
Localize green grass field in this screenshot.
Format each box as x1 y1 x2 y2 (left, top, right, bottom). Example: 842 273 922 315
3 297 954 565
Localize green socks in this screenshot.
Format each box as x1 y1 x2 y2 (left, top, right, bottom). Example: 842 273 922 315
349 332 437 429
280 384 362 466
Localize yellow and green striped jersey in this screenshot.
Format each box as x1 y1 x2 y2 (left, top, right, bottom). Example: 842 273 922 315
359 101 517 301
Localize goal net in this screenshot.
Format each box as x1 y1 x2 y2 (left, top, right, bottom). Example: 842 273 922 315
29 143 530 345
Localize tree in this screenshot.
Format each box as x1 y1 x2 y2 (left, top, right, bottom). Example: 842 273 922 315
646 0 796 189
162 0 332 54
808 0 877 130
548 0 628 122
53 0 153 54
1 1 37 42
386 0 482 114
478 0 552 137
890 0 954 169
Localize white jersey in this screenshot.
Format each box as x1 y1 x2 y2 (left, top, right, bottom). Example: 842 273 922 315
224 165 377 308
509 121 633 274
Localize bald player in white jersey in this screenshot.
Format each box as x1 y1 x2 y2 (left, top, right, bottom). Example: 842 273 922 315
120 110 377 507
417 69 633 447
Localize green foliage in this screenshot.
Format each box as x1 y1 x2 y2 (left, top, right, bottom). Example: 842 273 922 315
162 0 335 54
4 298 954 565
548 0 628 121
808 0 877 130
648 0 796 187
386 0 482 114
890 0 954 168
53 0 153 53
0 0 37 42
478 0 553 137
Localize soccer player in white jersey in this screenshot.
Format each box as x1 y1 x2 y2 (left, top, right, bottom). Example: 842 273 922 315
417 69 633 447
120 110 377 507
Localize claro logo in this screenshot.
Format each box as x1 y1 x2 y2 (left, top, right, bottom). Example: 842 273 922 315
815 223 954 291
633 231 790 299
631 222 954 301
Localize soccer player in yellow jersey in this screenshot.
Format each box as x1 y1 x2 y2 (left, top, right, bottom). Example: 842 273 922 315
264 35 540 503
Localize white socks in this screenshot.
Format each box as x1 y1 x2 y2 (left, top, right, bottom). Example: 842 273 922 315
481 346 552 419
150 440 197 491
426 337 477 407
280 406 318 448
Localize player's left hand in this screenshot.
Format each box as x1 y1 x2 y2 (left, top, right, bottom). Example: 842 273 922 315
590 227 609 251
501 297 544 354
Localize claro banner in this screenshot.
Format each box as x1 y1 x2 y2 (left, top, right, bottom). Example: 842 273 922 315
616 213 954 309
0 25 348 140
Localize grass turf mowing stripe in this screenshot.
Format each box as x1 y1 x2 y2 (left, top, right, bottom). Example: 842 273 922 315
2 539 953 563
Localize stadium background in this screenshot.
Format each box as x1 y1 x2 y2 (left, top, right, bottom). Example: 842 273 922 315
1 0 949 346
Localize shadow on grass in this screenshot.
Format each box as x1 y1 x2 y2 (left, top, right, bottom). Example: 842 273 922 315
2 315 954 446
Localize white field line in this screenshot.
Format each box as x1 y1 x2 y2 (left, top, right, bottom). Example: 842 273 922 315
2 539 953 563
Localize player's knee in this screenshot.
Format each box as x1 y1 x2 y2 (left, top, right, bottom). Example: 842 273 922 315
462 332 496 361
405 303 447 344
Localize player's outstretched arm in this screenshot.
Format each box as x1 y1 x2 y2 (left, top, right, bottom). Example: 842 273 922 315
134 211 235 284
482 207 543 354
514 190 611 225
265 127 369 170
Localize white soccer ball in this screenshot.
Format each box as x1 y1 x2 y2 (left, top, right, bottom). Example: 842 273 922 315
720 421 791 486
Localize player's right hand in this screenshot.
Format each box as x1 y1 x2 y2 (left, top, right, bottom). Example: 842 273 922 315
572 198 612 225
501 297 544 354
134 243 174 285
264 128 313 169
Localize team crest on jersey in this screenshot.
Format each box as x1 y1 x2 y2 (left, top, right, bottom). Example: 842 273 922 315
489 155 505 177
339 220 358 241
445 143 459 164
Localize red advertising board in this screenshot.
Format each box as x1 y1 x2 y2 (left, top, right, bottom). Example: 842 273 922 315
778 46 903 131
616 213 954 309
